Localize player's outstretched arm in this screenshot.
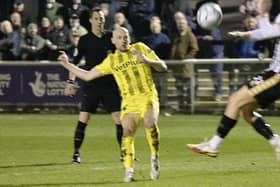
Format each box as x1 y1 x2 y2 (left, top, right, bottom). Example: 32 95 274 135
58 51 102 81
228 31 250 40
229 23 280 40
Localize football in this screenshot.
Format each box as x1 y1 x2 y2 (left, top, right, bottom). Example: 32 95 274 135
196 2 223 30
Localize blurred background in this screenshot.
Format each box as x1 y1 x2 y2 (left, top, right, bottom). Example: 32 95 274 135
1 0 277 115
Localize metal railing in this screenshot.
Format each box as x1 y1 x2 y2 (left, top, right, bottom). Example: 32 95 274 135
0 58 273 113
165 58 272 114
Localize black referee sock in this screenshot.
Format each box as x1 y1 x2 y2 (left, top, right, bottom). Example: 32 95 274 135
116 124 123 149
217 115 237 138
74 121 87 153
252 117 274 140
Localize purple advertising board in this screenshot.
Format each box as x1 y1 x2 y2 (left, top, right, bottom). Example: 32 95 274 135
0 62 81 104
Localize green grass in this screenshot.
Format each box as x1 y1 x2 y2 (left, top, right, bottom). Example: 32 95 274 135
1 114 280 187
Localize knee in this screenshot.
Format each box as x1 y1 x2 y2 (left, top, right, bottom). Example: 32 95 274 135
123 128 133 136
240 110 255 124
242 115 254 124
123 125 136 136
144 118 156 129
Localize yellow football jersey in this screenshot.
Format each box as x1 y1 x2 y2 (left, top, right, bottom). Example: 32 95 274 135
95 42 159 100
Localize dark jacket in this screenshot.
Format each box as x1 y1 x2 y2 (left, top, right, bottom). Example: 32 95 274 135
0 31 21 60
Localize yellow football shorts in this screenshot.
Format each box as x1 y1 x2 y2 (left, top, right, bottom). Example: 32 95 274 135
120 95 159 120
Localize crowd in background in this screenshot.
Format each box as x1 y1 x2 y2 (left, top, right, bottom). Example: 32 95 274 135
0 0 278 103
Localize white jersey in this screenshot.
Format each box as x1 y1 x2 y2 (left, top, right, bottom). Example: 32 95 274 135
270 41 280 72
250 14 280 72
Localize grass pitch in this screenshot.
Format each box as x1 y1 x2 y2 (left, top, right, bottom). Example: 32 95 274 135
1 114 280 187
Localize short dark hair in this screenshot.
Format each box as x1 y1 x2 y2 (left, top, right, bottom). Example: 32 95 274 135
14 0 23 5
90 6 102 18
55 15 64 22
71 14 79 19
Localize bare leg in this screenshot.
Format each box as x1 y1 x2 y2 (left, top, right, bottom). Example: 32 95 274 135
224 86 256 119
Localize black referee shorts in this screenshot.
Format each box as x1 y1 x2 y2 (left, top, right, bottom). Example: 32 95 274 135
246 71 280 108
79 86 121 113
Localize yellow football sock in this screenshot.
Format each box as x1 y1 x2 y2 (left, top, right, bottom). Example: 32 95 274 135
145 125 160 156
121 136 135 168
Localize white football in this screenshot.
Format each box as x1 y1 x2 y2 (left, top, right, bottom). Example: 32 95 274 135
196 2 223 30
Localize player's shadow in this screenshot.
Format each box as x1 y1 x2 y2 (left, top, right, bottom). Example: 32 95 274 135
0 162 69 169
0 181 122 187
0 161 107 169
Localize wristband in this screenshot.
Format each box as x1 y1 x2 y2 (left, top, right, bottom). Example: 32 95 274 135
67 79 75 85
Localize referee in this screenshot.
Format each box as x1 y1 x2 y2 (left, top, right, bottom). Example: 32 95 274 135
65 7 122 163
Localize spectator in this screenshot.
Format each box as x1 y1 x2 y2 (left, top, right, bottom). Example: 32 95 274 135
144 16 170 59
239 0 260 16
10 12 25 34
69 13 88 37
113 0 129 13
170 14 199 110
150 15 161 23
192 0 224 101
12 0 32 27
174 11 196 31
46 16 73 60
38 17 53 60
68 13 87 61
160 0 193 36
68 31 83 64
20 23 45 60
113 12 133 39
43 0 64 24
194 25 225 101
0 20 21 60
100 3 114 30
9 12 23 57
67 0 90 31
143 16 171 115
39 17 53 40
126 0 155 41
